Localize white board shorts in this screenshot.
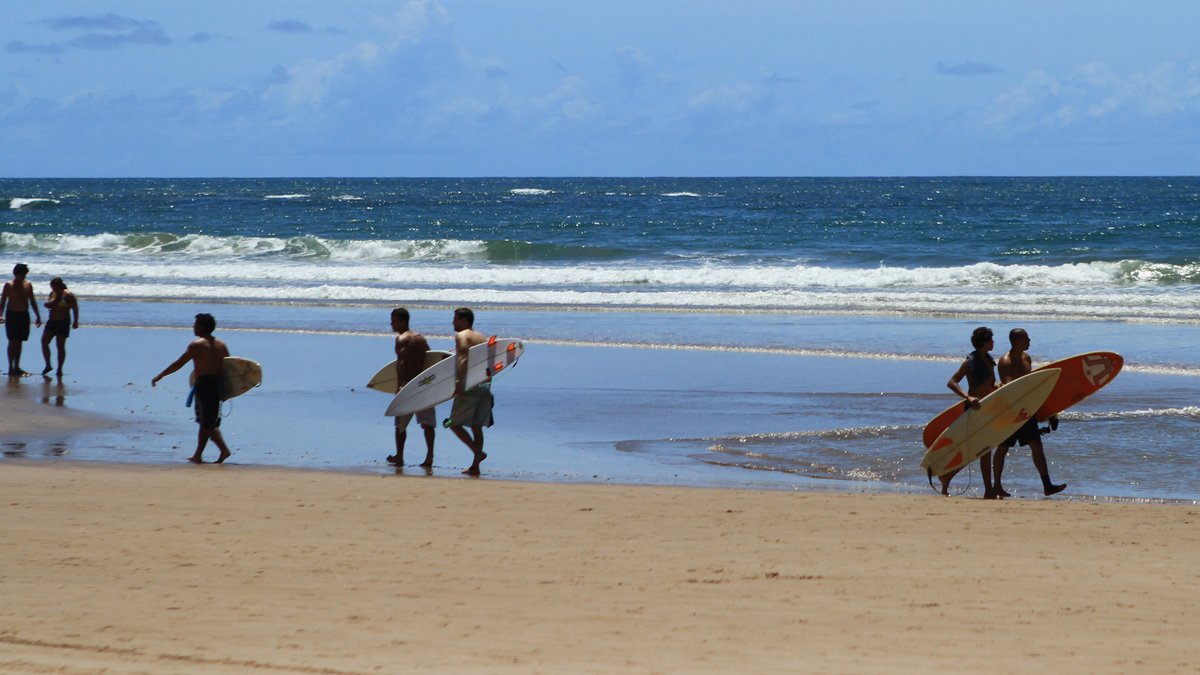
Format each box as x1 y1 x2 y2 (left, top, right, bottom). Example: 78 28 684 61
395 406 436 429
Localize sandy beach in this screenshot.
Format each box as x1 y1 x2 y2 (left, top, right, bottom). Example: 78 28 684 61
0 461 1197 673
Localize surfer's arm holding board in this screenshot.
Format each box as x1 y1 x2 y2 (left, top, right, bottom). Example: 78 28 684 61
946 359 982 410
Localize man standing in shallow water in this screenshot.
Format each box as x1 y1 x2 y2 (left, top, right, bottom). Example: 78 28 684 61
387 307 437 469
1 263 43 377
447 307 493 476
151 313 233 464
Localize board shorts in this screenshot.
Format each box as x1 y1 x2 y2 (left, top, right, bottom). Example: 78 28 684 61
193 375 222 430
1002 418 1040 448
4 311 31 341
395 406 436 429
445 383 494 428
44 319 71 339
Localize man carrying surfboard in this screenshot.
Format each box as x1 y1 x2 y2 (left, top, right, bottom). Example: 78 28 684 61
447 307 493 476
942 326 1001 498
994 329 1067 497
151 313 233 464
386 307 437 469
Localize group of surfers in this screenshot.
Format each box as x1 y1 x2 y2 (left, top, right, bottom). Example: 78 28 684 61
942 325 1068 499
7 261 1067 492
148 304 495 475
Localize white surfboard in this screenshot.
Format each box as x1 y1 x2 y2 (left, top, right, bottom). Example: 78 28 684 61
385 337 524 417
920 368 1060 478
189 356 262 401
365 350 451 393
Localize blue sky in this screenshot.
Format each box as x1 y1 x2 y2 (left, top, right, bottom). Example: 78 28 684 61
4 1 1199 176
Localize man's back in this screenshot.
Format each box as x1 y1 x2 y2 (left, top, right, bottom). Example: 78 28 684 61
189 336 229 376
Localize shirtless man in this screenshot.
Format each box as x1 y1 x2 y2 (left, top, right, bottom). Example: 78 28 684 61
386 307 437 468
151 313 233 464
993 328 1067 497
41 277 80 377
941 326 1000 498
447 307 493 475
1 263 43 377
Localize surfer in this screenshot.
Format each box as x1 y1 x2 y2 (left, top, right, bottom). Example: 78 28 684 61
40 277 80 377
993 329 1067 497
447 307 493 475
151 313 233 464
1 263 43 377
941 326 1000 498
387 307 437 469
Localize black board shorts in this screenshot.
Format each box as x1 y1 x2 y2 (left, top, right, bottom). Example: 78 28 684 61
193 375 222 429
1002 418 1040 448
4 311 31 341
44 319 71 339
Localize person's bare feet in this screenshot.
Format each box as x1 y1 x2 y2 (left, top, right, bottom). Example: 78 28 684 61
215 450 231 464
187 454 203 464
463 451 487 476
1044 483 1067 496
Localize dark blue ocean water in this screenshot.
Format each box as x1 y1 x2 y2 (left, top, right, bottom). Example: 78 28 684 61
3 177 1199 319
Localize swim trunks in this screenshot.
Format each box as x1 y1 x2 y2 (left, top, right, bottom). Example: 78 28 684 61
445 383 494 428
395 406 436 429
4 311 30 341
193 374 222 429
1002 418 1040 448
44 319 71 339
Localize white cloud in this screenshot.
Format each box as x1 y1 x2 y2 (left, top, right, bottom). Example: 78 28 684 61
986 59 1200 133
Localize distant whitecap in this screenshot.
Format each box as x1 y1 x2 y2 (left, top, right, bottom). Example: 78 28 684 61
10 197 61 209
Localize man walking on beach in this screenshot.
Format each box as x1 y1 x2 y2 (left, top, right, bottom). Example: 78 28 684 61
993 328 1067 497
387 307 437 469
941 326 1000 498
1 263 43 377
447 307 493 476
151 313 233 464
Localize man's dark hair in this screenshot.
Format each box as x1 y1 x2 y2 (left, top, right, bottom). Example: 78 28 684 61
454 307 474 327
391 307 409 323
195 313 217 334
1009 328 1028 344
970 326 993 349
13 263 28 276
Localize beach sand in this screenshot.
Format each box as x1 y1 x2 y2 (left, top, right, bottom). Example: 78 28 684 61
1 461 1197 674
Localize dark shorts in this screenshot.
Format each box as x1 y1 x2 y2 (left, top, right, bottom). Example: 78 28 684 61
445 383 494 428
44 319 71 339
1002 418 1040 448
194 375 222 429
4 311 30 341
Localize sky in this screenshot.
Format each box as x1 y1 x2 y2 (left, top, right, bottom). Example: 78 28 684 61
3 0 1200 177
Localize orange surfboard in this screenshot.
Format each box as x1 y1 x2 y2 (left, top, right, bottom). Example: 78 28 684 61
921 351 1123 448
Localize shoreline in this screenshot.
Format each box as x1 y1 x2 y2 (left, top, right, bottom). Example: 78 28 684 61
2 322 1198 501
2 461 1197 673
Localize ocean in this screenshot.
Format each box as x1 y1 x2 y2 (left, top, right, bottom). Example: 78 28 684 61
3 177 1198 500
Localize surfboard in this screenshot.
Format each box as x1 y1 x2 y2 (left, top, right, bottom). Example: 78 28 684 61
189 357 262 401
920 368 1060 478
921 351 1123 447
385 337 524 417
365 350 451 393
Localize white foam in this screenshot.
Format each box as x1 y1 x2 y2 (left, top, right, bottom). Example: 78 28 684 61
660 192 702 198
263 194 311 200
9 197 61 209
331 194 364 201
509 188 554 196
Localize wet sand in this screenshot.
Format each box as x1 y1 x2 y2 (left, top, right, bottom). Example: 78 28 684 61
1 461 1197 673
